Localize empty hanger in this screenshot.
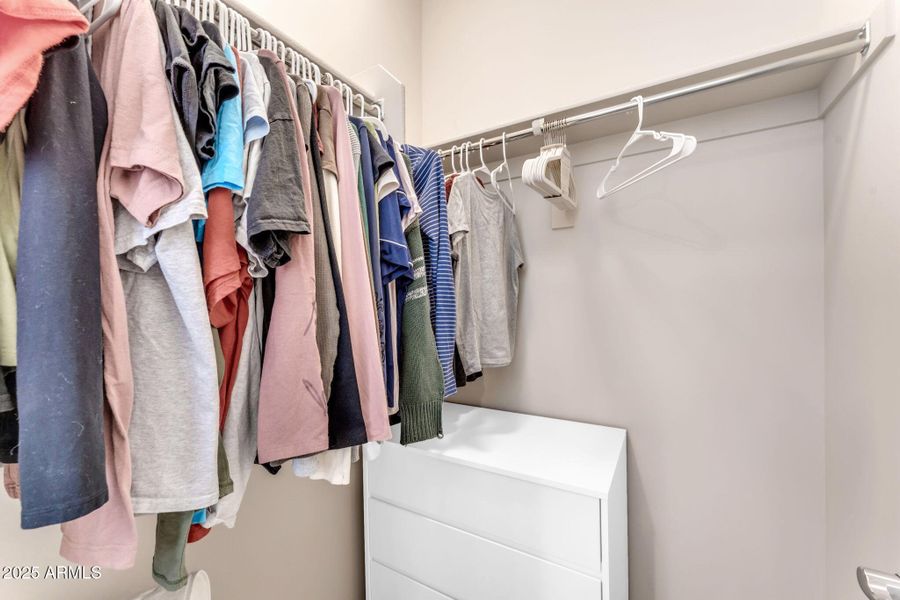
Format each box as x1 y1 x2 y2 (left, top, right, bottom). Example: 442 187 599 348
472 138 491 180
596 96 696 199
445 145 460 180
491 132 516 212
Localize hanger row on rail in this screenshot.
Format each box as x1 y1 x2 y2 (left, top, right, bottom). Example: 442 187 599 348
135 0 386 119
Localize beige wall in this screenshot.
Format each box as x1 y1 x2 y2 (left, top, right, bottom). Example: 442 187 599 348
420 0 874 145
823 35 900 600
235 0 423 143
0 469 364 598
452 97 828 599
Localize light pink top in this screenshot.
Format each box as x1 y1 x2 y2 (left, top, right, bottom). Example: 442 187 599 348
256 53 328 463
60 0 184 570
325 87 391 442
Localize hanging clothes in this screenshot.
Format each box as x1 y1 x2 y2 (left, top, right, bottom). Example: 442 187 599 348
235 51 272 278
295 78 339 402
117 33 222 517
5 0 529 580
256 51 328 464
307 88 367 454
201 48 271 533
444 173 483 387
447 173 525 375
169 4 235 163
60 0 184 570
324 86 391 444
403 145 458 398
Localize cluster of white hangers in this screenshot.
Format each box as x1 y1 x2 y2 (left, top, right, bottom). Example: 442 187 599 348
596 95 696 198
446 135 516 212
522 118 577 211
82 0 383 120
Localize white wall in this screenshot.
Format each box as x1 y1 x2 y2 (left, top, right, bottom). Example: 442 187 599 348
238 0 423 143
824 35 900 600
420 0 872 145
453 96 827 600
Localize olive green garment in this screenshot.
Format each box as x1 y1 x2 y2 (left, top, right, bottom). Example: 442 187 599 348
0 110 25 367
399 220 445 445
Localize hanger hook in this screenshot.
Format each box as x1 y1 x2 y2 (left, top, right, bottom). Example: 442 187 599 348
631 96 645 130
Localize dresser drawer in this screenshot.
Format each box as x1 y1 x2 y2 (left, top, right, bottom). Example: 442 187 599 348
369 561 452 600
369 499 604 600
368 442 603 577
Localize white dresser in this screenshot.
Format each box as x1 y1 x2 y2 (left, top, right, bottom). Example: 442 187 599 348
363 402 628 600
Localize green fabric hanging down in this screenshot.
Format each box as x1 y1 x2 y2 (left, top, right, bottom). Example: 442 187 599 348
399 220 444 444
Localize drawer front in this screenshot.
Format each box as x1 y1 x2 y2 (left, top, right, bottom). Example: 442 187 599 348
368 442 602 577
369 499 604 600
369 561 452 600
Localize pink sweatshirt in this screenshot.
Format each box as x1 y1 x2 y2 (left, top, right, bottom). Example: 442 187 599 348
324 87 391 442
256 53 328 463
0 0 87 130
60 0 184 569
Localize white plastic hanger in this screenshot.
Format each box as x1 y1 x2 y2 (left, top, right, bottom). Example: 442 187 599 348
472 138 491 180
449 145 459 177
491 132 516 212
596 96 696 199
522 119 576 209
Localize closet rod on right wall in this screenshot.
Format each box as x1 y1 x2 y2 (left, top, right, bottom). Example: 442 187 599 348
434 22 871 158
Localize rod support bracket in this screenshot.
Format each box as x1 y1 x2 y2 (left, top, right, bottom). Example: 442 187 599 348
860 20 872 55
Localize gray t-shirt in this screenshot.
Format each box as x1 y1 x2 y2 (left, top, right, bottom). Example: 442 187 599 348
150 0 198 147
171 6 237 161
447 173 525 375
116 88 220 514
246 53 310 268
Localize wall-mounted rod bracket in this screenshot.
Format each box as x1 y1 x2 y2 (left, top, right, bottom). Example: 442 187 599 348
860 20 872 55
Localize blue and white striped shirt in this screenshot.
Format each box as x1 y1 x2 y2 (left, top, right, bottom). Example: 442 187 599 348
403 145 457 397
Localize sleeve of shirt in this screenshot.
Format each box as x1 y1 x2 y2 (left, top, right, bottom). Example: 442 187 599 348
107 4 184 228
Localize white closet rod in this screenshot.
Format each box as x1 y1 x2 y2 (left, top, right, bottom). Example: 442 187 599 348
213 0 384 117
435 22 871 158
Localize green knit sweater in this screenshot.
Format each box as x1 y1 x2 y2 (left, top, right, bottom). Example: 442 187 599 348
399 219 444 444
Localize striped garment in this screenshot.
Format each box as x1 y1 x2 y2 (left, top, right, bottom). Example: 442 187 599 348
403 145 457 397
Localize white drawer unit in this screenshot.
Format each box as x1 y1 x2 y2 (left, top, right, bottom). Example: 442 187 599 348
364 402 628 600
